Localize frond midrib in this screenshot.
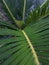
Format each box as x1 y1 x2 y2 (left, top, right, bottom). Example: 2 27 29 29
2 0 25 29
22 30 40 65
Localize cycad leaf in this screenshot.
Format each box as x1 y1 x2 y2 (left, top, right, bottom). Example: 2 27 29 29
1 0 33 20
24 16 49 65
26 0 49 24
0 15 49 65
0 0 49 65
0 19 40 65
0 0 34 29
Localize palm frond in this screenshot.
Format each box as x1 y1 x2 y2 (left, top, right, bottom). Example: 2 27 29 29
24 16 49 65
0 0 49 65
26 0 49 24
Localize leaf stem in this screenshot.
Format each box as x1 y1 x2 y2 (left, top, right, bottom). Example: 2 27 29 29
2 0 24 28
22 30 40 65
23 0 26 22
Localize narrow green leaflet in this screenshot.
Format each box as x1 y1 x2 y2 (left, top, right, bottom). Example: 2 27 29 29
0 20 40 65
40 0 49 16
24 16 49 65
1 0 33 20
26 0 49 24
0 0 34 28
0 15 49 65
0 0 49 65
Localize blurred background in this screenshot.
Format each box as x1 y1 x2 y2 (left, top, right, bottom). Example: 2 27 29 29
0 0 47 20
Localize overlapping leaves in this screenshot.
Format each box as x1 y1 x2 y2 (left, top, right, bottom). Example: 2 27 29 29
0 0 49 65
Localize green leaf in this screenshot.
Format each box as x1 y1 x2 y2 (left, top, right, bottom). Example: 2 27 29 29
26 0 49 24
1 0 33 20
0 19 40 65
0 0 49 65
24 16 49 65
0 15 49 65
0 0 34 28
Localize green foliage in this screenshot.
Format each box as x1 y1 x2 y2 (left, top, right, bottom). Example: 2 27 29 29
26 0 49 24
0 0 49 65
